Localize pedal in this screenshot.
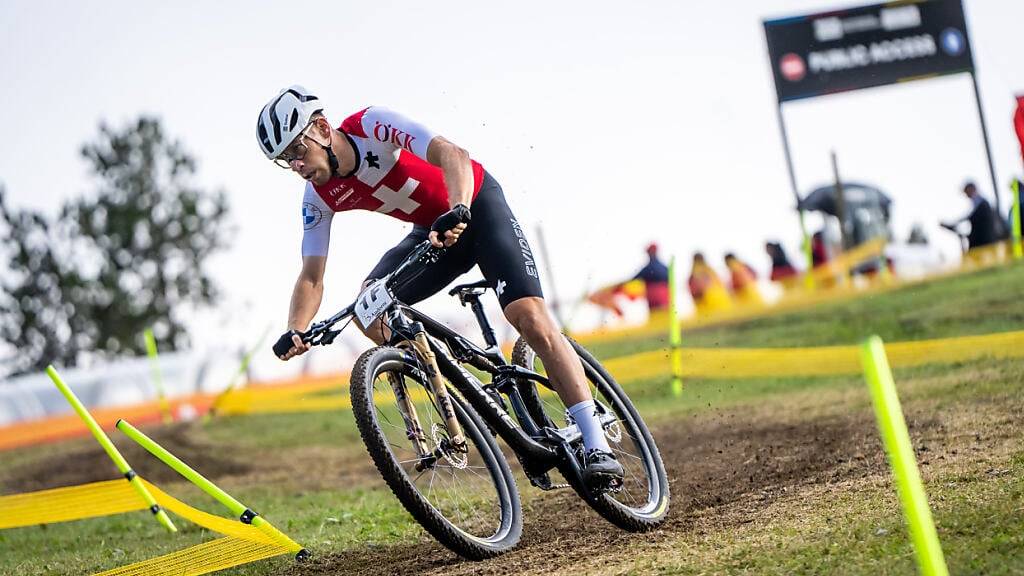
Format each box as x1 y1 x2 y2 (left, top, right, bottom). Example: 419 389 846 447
590 476 624 495
527 472 568 491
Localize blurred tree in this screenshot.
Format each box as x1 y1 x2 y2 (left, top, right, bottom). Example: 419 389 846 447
0 188 87 373
0 117 229 377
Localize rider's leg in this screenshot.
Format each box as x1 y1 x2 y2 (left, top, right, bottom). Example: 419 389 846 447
503 297 587 404
503 296 611 454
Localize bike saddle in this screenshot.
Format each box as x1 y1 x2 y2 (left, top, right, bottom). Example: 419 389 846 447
448 279 491 299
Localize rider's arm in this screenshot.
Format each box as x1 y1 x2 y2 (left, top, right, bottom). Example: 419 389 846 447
290 184 334 331
360 107 473 209
288 255 327 331
426 136 474 209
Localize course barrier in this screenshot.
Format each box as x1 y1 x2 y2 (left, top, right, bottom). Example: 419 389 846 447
0 478 305 575
602 329 1024 382
204 328 1024 416
0 368 307 576
47 365 176 533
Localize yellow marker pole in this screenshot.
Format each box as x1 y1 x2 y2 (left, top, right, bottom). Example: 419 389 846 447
668 255 683 397
859 337 948 576
1011 179 1022 260
45 365 177 533
117 419 308 560
143 328 172 424
207 326 272 420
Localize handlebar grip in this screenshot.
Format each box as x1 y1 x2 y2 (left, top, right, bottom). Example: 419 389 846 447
272 330 299 357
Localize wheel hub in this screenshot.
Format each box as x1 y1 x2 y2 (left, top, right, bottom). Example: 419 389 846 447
431 423 468 469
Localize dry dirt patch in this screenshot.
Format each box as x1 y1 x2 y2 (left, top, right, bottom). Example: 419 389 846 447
286 407 897 576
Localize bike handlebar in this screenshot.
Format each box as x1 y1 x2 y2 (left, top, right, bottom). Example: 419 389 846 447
299 240 445 347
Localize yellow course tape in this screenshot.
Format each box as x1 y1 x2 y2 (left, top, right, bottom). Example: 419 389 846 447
209 329 1024 415
93 536 286 576
0 479 145 529
216 386 432 416
0 478 300 576
603 330 1024 381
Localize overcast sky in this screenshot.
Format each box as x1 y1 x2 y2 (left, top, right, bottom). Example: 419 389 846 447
1 0 1021 378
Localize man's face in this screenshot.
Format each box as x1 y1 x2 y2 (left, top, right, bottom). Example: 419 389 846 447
962 185 977 198
278 119 332 186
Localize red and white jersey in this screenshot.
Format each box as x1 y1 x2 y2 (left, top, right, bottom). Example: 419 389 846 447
300 107 485 257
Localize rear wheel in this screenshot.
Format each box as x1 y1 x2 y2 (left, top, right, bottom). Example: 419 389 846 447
350 346 522 559
512 337 670 531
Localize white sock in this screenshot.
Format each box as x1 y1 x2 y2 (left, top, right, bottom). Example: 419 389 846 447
566 400 612 453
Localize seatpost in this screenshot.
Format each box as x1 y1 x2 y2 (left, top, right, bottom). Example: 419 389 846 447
467 296 499 349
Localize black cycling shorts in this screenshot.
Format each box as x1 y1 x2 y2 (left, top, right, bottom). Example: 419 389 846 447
366 171 544 309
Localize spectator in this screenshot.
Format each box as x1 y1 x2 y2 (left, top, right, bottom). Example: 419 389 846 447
764 241 798 282
632 243 670 311
724 253 764 306
811 231 829 267
941 181 999 250
688 252 732 315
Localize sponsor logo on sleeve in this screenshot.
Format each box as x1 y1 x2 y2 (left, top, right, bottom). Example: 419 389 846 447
302 202 323 230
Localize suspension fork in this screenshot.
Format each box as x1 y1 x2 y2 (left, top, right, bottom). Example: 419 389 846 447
385 371 432 457
402 330 468 453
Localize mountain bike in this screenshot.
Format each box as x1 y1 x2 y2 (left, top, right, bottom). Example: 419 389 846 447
298 240 669 559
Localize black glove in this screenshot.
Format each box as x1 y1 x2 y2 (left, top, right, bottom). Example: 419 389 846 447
430 204 472 238
273 330 301 358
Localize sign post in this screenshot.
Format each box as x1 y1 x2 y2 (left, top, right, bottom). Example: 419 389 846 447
763 0 1001 225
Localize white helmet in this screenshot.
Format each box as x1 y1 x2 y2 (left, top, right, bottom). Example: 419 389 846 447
256 85 323 159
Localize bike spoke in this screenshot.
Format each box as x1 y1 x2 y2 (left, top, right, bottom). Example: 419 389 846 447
371 367 504 540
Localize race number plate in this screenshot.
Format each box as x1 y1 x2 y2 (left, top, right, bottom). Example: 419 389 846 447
354 279 394 330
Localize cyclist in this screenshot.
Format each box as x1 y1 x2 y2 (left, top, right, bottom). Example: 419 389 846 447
258 86 623 487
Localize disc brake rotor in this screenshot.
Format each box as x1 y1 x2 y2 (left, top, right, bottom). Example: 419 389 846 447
604 419 623 443
431 423 468 469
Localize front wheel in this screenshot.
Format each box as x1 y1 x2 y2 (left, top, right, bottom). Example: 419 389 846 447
512 336 670 531
350 346 522 559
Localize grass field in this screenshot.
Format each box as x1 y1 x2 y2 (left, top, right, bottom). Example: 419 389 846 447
1 263 1022 575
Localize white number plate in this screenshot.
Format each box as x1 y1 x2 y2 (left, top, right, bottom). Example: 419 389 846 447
354 279 394 330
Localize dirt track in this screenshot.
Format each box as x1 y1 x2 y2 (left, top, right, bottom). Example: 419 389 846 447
0 401 981 575
283 408 898 576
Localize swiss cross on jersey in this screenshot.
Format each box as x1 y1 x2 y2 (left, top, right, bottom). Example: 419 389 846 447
310 107 485 227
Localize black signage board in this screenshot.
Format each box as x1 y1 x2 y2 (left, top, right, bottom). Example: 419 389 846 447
764 0 974 102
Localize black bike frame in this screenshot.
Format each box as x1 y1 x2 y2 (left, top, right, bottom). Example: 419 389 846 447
388 304 562 468
301 240 585 478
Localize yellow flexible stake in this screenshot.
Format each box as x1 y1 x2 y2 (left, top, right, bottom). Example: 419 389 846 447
117 419 305 557
207 325 272 420
45 365 177 533
859 336 948 576
668 255 683 396
1011 179 1022 260
143 328 173 424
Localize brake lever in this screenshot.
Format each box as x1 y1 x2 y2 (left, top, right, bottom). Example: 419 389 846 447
301 319 337 347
